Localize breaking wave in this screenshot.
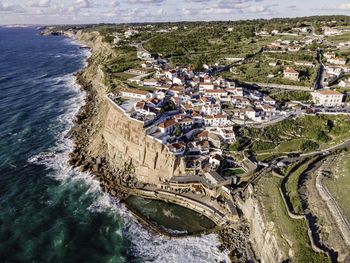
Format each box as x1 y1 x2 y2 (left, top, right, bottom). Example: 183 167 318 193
26 34 228 263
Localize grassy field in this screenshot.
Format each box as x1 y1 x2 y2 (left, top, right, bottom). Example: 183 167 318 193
240 115 350 157
285 157 318 214
258 175 330 263
325 150 350 221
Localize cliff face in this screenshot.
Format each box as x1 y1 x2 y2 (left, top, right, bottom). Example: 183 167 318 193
103 101 186 184
238 187 288 263
74 31 185 185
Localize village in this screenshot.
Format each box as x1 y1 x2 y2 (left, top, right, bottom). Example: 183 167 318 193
103 21 350 223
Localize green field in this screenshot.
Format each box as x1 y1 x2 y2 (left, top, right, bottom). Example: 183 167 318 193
259 175 330 263
325 151 350 221
239 115 350 157
285 157 318 214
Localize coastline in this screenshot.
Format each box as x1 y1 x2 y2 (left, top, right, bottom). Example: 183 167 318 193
59 29 253 261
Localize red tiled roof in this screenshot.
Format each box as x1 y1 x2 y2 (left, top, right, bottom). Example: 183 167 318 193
159 118 177 128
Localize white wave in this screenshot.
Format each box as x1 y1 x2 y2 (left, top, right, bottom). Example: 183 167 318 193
26 39 228 263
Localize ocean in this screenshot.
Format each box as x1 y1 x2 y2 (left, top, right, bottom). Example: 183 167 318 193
0 27 228 262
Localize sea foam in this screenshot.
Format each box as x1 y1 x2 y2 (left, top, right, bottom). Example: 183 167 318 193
27 39 229 263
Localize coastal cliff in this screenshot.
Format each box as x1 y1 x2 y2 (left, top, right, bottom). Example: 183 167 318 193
104 101 185 184
238 186 288 263
68 30 286 262
69 30 185 190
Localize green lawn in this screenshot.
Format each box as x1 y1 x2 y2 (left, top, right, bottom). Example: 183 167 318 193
325 150 350 221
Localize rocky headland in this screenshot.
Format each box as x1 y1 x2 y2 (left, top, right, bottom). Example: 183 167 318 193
57 29 289 263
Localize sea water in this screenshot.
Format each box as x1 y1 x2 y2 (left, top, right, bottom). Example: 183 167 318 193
0 27 228 262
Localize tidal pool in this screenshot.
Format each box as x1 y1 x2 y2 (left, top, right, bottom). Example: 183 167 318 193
124 196 216 235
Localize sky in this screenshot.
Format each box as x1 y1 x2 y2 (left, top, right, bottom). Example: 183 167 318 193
0 0 350 25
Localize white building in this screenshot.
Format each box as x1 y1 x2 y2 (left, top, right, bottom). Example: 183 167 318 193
203 114 228 127
311 90 344 107
203 89 228 98
201 103 221 115
199 83 215 91
323 27 339 36
328 58 347 66
121 89 151 100
283 67 299 81
158 118 177 135
143 78 158 87
339 79 350 88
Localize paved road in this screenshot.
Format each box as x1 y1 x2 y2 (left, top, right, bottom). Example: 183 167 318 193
314 48 325 90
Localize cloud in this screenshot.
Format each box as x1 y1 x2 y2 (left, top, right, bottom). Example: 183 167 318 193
128 0 165 4
318 3 350 11
28 0 51 8
181 0 275 17
110 1 120 7
0 1 25 13
75 0 92 8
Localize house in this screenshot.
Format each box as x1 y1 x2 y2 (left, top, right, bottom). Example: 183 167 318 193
143 78 158 87
283 67 299 81
204 89 228 98
339 79 350 88
311 90 344 107
199 83 215 91
169 86 185 97
121 89 151 100
181 102 194 112
259 104 277 118
323 27 339 36
209 154 222 169
263 96 276 105
124 29 139 38
328 58 347 66
167 143 186 156
189 111 201 123
245 107 259 121
203 114 228 127
158 118 177 135
134 101 158 116
164 70 178 80
288 46 301 52
226 87 243 97
294 61 315 67
218 128 236 143
201 103 221 115
178 117 193 130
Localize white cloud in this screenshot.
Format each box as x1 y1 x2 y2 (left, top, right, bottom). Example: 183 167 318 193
128 0 165 4
75 0 92 8
318 3 350 11
0 1 25 13
28 0 51 8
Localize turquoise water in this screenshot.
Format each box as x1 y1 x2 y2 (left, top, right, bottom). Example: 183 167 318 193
0 27 228 262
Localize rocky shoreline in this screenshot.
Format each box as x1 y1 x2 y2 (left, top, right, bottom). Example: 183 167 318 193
62 30 254 262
